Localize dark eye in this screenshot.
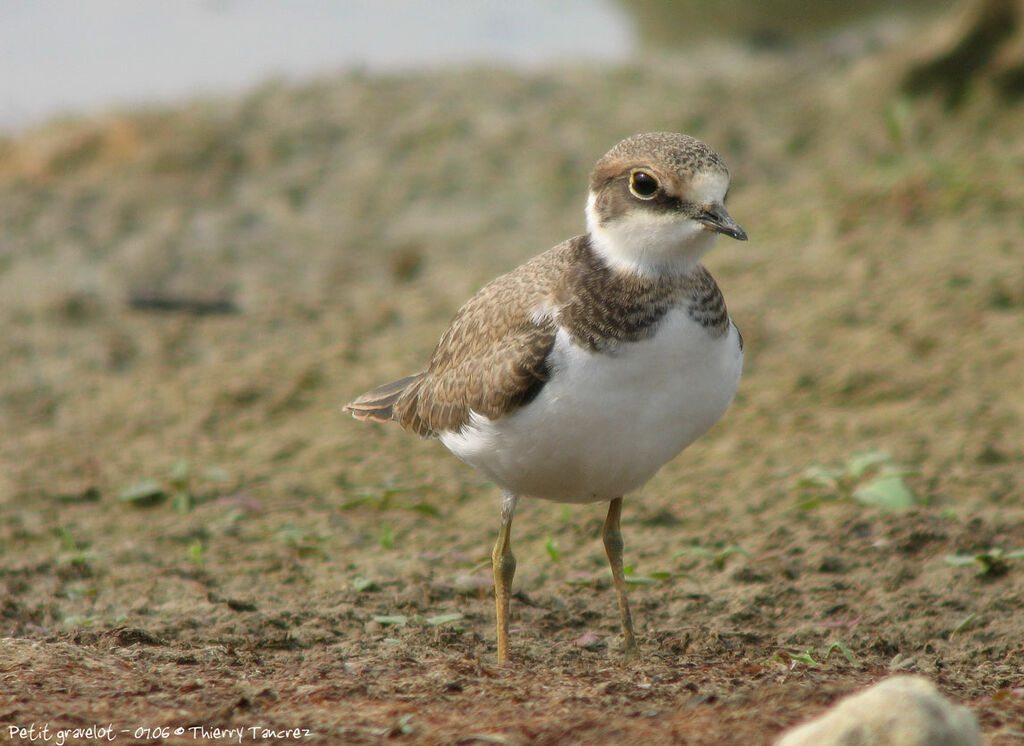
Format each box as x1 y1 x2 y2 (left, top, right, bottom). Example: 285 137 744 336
629 170 659 199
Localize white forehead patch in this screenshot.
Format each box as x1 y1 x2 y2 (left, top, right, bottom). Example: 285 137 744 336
686 169 730 205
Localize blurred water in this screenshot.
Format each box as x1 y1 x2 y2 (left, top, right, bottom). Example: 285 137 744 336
0 0 632 132
0 0 946 133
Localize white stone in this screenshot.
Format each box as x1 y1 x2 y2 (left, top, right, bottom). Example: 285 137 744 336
775 676 981 746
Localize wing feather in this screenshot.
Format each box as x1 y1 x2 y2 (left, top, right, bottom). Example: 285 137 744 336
345 238 581 437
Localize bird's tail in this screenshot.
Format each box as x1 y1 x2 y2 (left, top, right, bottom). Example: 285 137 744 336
343 373 422 424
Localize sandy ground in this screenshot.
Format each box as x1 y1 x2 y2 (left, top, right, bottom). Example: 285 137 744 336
1 24 1023 746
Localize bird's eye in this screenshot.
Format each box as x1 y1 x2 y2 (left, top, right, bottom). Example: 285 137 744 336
629 170 659 199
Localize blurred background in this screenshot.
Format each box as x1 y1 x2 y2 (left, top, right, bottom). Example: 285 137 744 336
1 0 947 132
2 0 1021 561
0 2 1022 737
1 0 1020 580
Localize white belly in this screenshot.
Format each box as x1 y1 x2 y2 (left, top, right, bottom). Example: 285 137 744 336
439 309 743 503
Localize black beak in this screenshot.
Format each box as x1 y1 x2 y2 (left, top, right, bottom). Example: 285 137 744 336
698 205 747 241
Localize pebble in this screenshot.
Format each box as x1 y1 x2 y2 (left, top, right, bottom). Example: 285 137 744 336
775 676 980 746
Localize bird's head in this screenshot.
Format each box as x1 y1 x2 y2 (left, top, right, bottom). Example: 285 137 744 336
586 132 747 276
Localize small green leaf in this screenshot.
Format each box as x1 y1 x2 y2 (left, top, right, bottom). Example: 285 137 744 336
53 486 101 504
825 641 856 664
119 479 166 506
676 546 715 560
201 467 230 482
889 653 916 671
884 97 912 146
624 576 659 585
59 550 101 568
845 450 890 480
62 615 100 627
338 496 373 510
852 472 914 509
788 650 818 667
795 496 825 511
949 613 976 638
372 614 408 626
545 536 562 563
410 501 441 517
675 544 747 570
713 544 749 569
945 554 980 567
352 577 377 592
57 526 82 551
172 490 194 514
621 565 655 584
168 459 190 488
425 612 464 627
188 540 204 568
378 524 394 550
796 466 841 489
973 549 1010 577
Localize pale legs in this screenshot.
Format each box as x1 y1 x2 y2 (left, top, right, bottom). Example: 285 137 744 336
492 493 638 663
603 496 638 656
492 492 518 664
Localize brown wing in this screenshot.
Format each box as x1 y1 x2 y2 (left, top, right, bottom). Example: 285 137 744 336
345 239 580 438
394 315 557 437
344 373 424 424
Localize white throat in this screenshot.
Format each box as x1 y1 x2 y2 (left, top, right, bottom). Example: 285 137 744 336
585 193 717 277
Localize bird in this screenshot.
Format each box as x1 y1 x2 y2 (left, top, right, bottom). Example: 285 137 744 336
345 132 747 664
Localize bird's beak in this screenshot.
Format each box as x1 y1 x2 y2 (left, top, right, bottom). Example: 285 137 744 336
698 204 747 241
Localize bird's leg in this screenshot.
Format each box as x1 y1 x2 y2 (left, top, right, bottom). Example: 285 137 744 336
492 492 519 664
603 496 638 657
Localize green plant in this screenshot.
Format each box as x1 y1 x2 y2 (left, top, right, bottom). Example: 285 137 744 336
425 612 463 627
949 613 976 639
338 482 440 517
883 96 913 147
187 539 205 570
825 641 856 664
796 450 915 510
787 649 818 667
544 535 562 563
370 612 463 628
676 542 748 570
352 576 377 592
622 565 672 585
372 615 408 626
945 547 1024 577
55 527 101 569
118 479 166 507
168 459 193 513
784 642 856 669
119 460 230 512
275 525 328 558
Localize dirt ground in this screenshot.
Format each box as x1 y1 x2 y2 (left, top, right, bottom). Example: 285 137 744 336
1 18 1023 746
